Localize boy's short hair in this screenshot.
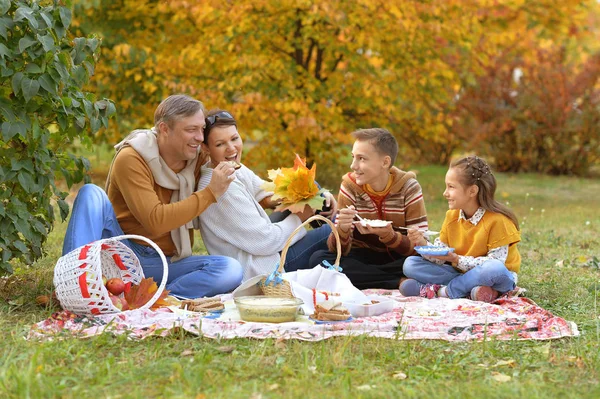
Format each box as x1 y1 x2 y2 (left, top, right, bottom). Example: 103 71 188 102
352 128 398 166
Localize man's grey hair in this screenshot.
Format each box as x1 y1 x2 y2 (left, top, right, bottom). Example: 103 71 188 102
154 94 206 128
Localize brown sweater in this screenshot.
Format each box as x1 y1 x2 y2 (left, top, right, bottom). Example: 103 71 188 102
106 147 216 256
328 167 428 256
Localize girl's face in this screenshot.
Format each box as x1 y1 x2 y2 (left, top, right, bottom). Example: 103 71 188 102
443 167 479 211
350 140 391 189
201 125 243 167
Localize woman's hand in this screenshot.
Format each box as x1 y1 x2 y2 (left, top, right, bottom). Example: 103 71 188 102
208 161 236 198
319 192 338 220
292 204 315 223
407 229 427 247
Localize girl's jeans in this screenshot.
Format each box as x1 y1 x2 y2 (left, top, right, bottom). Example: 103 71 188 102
403 255 516 298
62 184 243 298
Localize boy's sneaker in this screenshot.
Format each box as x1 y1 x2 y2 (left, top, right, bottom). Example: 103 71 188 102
470 286 499 303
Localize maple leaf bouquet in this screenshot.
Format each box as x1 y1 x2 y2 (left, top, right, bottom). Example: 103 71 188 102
261 154 328 213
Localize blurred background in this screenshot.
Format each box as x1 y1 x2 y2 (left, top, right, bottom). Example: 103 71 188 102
71 0 600 188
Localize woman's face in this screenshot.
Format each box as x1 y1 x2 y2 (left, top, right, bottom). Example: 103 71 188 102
202 125 243 167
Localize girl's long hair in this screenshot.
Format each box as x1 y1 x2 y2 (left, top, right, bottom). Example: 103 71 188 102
451 156 519 230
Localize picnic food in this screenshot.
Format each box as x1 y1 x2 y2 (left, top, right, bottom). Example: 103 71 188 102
181 297 225 312
312 300 351 321
358 218 392 228
234 296 303 323
106 278 126 295
228 161 242 170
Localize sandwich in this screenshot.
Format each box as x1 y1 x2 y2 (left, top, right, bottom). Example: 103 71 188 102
312 299 351 321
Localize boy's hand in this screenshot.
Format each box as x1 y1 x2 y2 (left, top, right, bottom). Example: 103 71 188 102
354 222 394 238
319 192 338 220
335 205 356 234
407 229 427 247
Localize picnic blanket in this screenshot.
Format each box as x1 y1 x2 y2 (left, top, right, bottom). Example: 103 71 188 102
27 289 579 342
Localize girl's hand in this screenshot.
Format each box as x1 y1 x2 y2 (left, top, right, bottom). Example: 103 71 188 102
335 205 356 234
407 229 427 247
428 251 459 264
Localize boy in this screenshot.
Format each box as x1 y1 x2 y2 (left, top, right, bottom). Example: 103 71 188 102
309 128 428 289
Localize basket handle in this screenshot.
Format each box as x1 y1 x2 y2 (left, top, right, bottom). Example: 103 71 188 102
278 214 341 273
102 234 169 311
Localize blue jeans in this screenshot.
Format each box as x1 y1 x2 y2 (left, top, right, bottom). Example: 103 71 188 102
269 210 332 272
402 256 516 298
63 184 243 298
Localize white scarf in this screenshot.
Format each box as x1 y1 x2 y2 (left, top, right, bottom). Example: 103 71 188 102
106 128 199 261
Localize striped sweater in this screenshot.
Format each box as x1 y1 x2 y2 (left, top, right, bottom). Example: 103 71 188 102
328 167 428 256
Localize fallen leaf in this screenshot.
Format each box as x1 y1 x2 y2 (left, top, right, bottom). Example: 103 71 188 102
308 366 317 374
492 359 516 367
124 277 170 310
491 372 512 382
393 372 407 380
555 260 564 267
216 345 236 353
267 384 279 391
356 385 374 391
181 349 193 357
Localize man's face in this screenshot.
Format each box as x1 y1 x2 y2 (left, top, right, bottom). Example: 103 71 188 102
160 110 206 164
350 140 390 188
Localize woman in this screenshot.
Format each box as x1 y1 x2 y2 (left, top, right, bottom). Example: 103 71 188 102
197 110 336 281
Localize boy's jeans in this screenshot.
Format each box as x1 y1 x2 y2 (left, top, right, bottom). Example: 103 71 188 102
62 184 242 298
403 255 516 298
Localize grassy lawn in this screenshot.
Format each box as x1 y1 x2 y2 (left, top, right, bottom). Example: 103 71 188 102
1 164 599 398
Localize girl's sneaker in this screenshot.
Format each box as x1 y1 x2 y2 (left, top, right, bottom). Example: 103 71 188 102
419 284 442 299
470 286 499 303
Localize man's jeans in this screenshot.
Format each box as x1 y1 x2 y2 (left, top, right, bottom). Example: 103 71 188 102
62 184 243 298
403 255 516 298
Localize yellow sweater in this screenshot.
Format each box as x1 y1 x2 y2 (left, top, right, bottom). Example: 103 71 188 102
440 209 521 273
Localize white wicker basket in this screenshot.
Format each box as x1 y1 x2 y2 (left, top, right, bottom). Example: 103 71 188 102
53 235 168 316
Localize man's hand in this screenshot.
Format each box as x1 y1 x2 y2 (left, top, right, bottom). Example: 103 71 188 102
207 161 236 199
319 192 338 220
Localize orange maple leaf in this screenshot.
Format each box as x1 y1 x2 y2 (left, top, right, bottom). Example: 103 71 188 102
124 277 170 310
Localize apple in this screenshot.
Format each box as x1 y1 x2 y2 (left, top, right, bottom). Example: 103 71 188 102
108 294 123 310
106 277 126 296
119 296 130 311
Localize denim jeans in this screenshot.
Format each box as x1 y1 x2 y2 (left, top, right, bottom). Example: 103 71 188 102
402 255 516 298
63 184 243 298
269 210 332 272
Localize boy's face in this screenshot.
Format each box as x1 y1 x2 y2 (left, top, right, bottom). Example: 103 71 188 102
350 140 391 187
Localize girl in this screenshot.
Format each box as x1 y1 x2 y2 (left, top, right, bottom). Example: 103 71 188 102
196 110 335 282
400 156 521 303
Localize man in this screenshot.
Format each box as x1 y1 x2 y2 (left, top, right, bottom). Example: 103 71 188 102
62 94 243 298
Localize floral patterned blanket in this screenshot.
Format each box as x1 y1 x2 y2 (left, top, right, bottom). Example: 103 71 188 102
27 289 578 342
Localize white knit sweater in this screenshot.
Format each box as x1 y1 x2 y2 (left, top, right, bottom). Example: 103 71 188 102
197 163 307 281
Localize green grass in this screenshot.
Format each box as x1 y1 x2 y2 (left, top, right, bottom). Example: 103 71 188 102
1 165 599 398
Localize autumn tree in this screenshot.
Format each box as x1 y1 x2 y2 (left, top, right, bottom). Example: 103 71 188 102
73 0 598 183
